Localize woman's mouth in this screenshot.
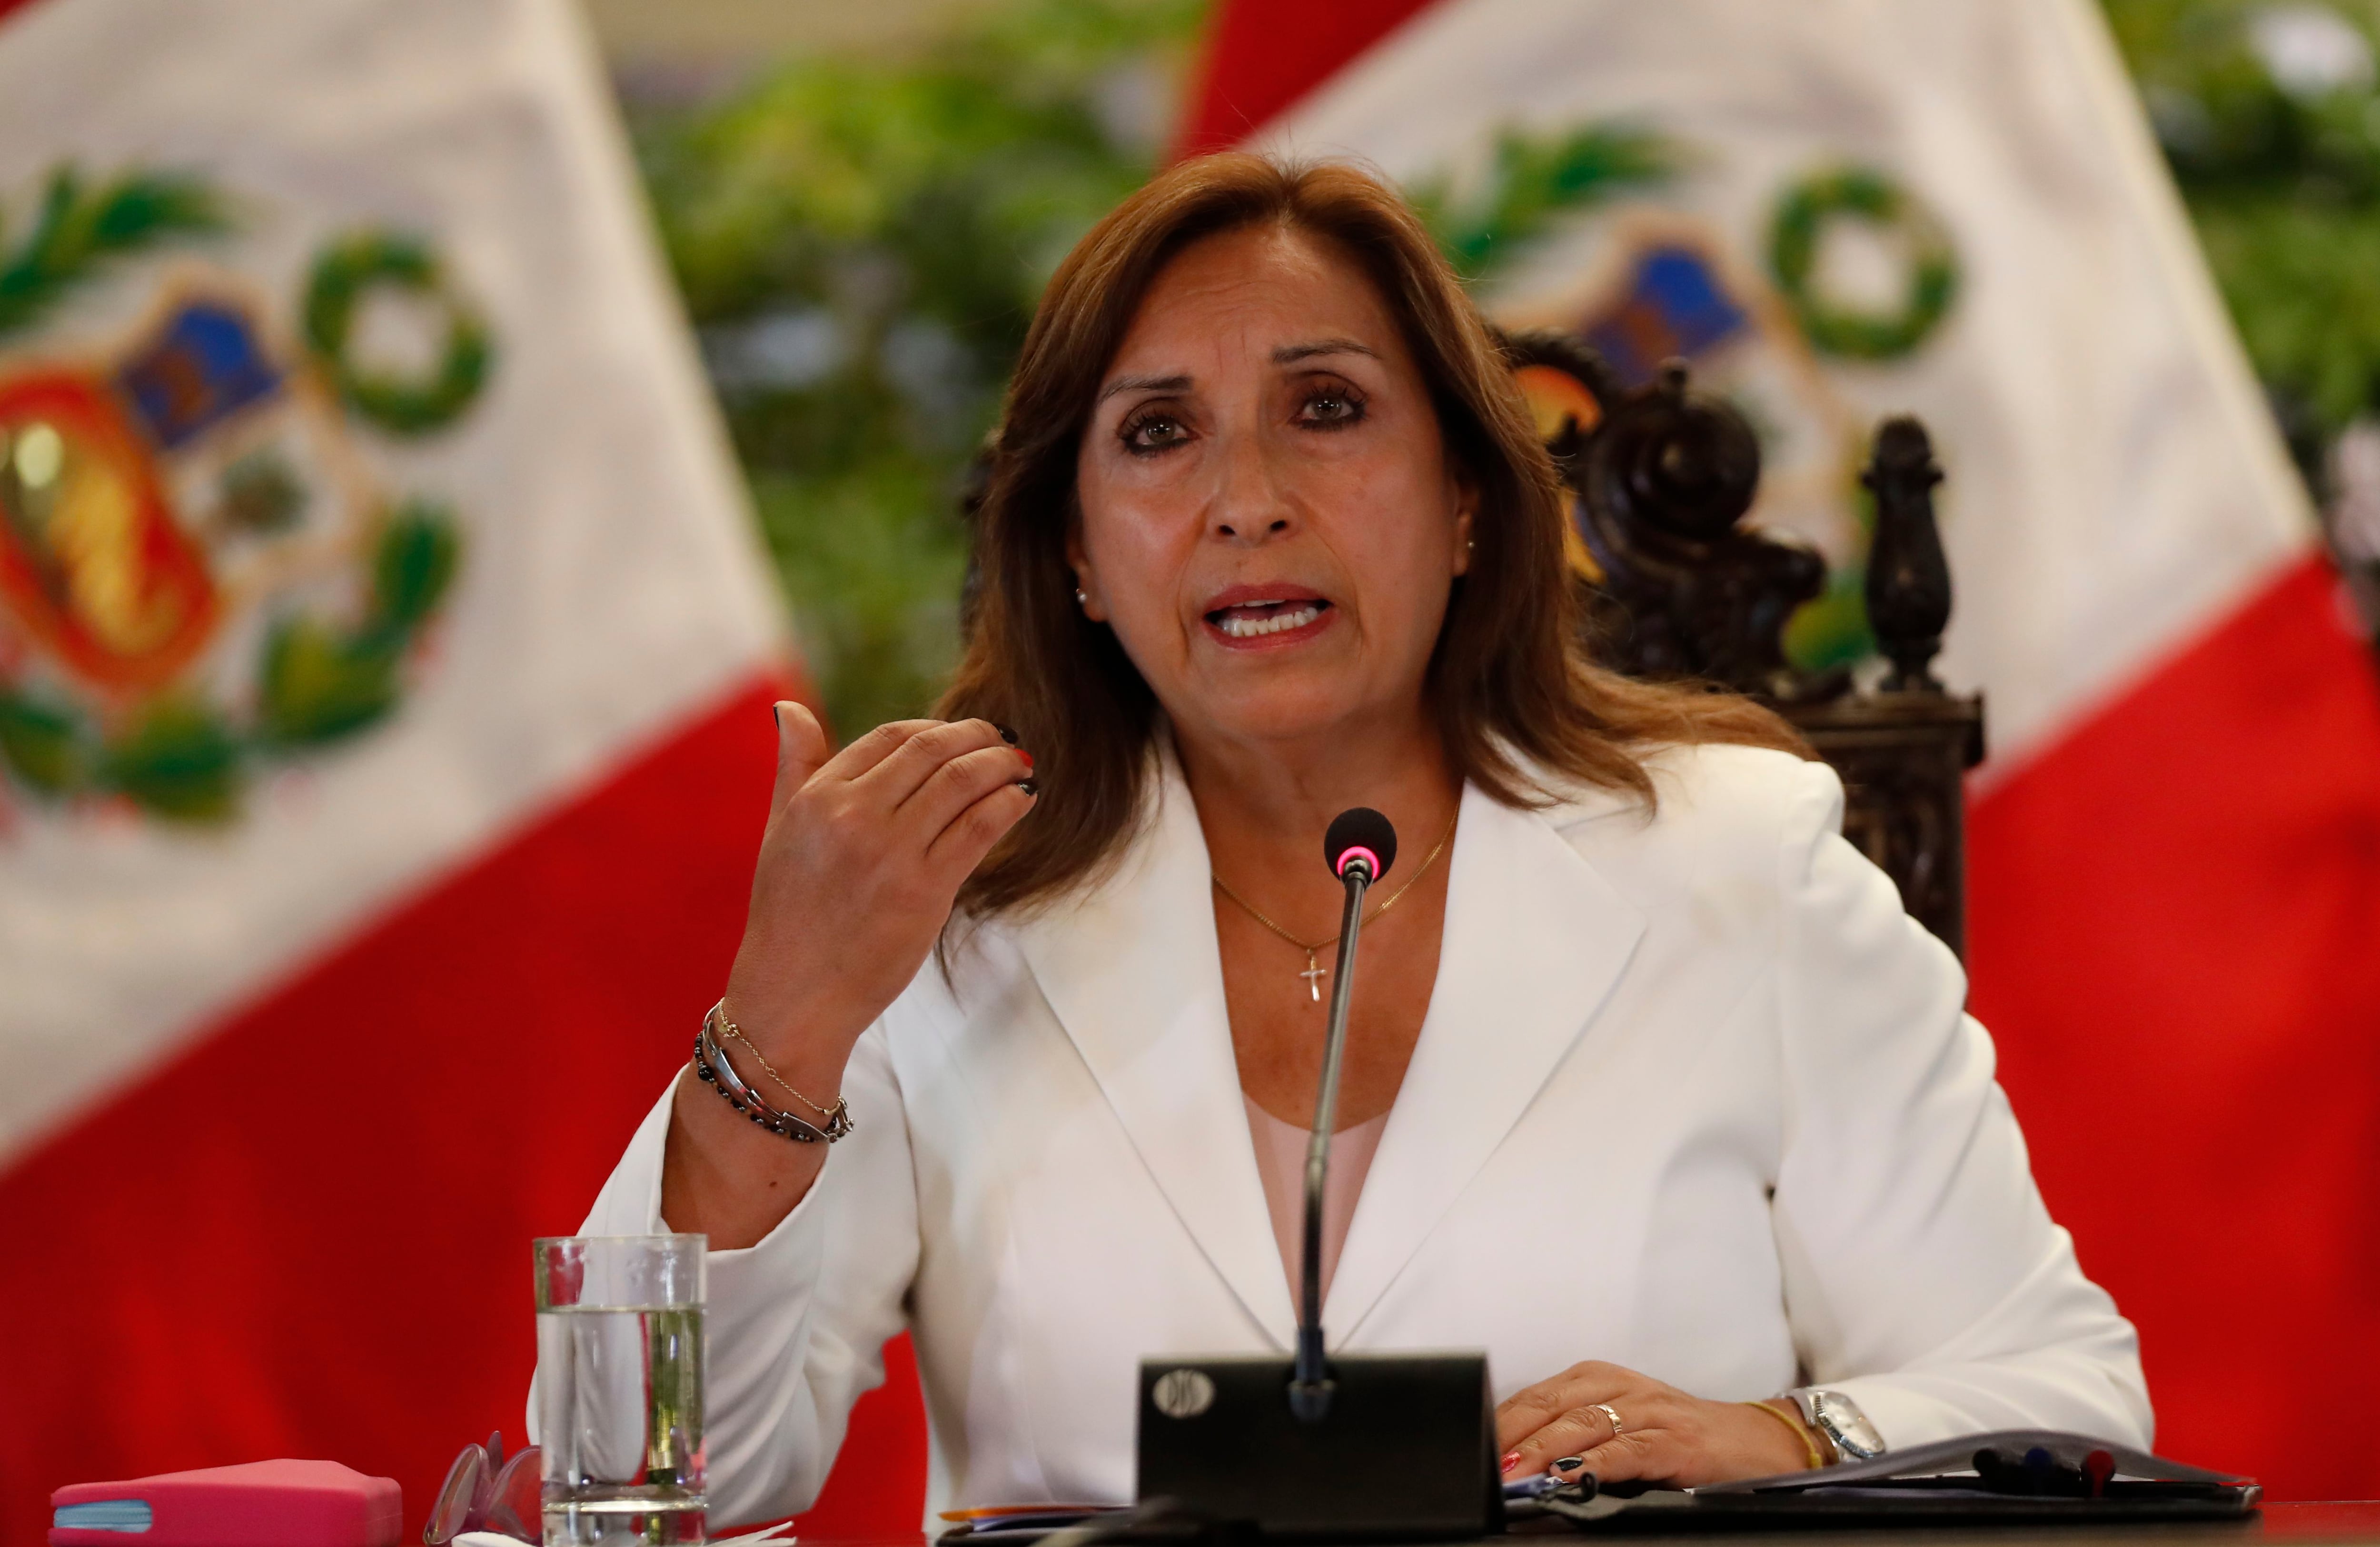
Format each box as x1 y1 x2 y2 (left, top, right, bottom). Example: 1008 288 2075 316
1202 595 1335 647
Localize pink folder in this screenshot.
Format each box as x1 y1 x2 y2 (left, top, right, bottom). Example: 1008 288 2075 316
50 1458 402 1547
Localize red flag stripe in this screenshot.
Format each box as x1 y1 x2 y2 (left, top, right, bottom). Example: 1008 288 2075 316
1969 553 2380 1498
1172 0 1442 160
0 675 928 1547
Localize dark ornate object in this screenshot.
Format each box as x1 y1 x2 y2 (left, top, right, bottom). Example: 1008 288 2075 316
1503 332 1986 956
1573 359 1828 699
1864 416 1954 691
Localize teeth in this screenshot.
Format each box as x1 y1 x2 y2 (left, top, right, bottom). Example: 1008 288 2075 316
1218 605 1322 638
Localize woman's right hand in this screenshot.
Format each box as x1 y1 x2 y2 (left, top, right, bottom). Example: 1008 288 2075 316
662 702 1033 1245
723 703 1036 1058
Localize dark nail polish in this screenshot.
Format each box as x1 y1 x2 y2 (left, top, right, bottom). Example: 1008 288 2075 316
1552 1457 1584 1472
772 704 782 729
998 724 1018 745
1019 779 1039 797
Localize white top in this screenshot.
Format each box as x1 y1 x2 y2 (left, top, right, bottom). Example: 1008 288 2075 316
543 743 2150 1526
1242 1096 1389 1306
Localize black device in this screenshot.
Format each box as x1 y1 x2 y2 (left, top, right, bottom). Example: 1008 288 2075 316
1135 808 1500 1541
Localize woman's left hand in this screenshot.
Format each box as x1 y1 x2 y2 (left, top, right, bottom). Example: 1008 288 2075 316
1497 1361 1816 1488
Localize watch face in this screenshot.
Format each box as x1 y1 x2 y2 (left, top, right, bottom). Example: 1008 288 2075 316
1812 1391 1885 1458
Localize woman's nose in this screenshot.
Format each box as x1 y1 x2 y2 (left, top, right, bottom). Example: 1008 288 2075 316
1208 435 1297 545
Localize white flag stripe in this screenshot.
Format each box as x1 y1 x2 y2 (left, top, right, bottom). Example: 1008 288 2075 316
1262 0 2311 773
0 0 781 1162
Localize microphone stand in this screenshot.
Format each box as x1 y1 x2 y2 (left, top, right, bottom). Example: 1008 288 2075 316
1289 859 1372 1423
1132 808 1496 1539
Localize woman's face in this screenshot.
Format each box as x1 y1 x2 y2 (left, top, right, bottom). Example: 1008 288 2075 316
1071 223 1475 754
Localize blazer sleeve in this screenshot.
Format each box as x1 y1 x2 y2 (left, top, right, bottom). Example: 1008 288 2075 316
1768 759 2153 1452
527 1023 921 1527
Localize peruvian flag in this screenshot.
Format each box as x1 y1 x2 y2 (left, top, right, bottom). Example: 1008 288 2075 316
0 0 916 1540
1183 0 2380 1500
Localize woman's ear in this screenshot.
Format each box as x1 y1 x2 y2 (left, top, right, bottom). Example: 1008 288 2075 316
1452 482 1480 577
1063 523 1107 621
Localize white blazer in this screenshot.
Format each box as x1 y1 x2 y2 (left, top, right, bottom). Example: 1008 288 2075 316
559 742 2150 1525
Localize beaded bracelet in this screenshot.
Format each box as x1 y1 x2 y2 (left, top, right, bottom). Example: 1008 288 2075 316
691 1011 854 1145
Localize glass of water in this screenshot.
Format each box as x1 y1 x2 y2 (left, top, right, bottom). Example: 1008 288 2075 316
535 1235 706 1547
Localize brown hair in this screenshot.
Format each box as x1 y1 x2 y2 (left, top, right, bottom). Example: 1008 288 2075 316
940 152 1806 917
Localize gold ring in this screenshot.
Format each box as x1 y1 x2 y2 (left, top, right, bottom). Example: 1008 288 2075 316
1591 1402 1624 1437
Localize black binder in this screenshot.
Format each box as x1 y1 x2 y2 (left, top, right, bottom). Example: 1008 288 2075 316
1515 1430 2260 1532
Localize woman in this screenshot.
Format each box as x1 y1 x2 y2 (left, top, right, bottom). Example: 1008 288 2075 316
560 154 2148 1524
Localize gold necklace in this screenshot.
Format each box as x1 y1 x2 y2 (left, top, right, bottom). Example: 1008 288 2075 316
1211 808 1460 1002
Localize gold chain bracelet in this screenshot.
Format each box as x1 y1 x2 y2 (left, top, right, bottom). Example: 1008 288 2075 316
713 999 847 1124
693 1000 853 1144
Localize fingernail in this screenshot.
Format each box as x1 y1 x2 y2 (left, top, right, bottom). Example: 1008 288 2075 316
772 704 782 729
1499 1452 1521 1475
1019 779 1039 797
1019 750 1035 769
998 724 1018 745
1552 1457 1584 1473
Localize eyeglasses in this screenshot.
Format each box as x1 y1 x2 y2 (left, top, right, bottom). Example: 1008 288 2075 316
424 1431 540 1545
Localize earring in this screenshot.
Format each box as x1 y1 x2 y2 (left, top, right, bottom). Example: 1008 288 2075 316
1075 589 1089 605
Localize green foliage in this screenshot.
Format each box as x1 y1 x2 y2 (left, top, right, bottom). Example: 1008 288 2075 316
257 616 405 748
99 696 244 823
303 230 493 435
636 0 1201 737
753 462 968 739
1766 167 1959 361
0 166 225 339
1784 562 1878 672
2102 0 2380 451
0 690 86 794
1408 125 1673 280
371 499 463 633
258 508 462 748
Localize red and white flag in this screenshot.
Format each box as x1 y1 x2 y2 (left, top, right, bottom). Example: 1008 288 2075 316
0 0 875 1538
1183 0 2380 1498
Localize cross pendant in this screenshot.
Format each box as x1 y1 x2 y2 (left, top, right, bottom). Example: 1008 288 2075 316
1299 953 1328 1002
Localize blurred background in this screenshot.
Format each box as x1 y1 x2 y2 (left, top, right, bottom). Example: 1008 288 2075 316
597 0 2380 736
2 1 2378 1543
601 0 1202 736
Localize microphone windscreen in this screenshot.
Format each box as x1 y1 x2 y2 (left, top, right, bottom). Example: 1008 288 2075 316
1324 807 1398 882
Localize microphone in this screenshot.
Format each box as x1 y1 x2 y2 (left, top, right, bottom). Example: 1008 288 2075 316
1134 805 1497 1539
1324 806 1398 888
1291 809 1399 1421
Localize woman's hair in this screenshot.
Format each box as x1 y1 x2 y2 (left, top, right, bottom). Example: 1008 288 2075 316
940 151 1807 917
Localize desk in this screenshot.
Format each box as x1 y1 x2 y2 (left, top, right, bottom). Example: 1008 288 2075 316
842 1502 2380 1547
1505 1501 2380 1547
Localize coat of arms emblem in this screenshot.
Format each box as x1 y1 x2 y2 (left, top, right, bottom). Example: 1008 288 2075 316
0 166 487 825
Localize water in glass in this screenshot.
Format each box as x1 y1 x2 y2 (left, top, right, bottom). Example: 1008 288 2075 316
535 1237 705 1546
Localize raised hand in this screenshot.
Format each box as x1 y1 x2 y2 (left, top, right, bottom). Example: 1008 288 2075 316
662 701 1034 1245
724 703 1034 1052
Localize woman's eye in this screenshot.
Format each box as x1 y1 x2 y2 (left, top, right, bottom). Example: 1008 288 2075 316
1121 412 1190 452
1297 387 1366 428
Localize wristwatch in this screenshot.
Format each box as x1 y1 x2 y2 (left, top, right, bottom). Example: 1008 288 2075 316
1785 1388 1885 1463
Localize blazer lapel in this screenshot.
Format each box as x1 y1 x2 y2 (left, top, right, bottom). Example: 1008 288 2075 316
1012 751 1300 1348
1326 782 1648 1342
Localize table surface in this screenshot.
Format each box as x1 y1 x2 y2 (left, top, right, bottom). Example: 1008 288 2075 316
829 1503 2380 1547
1551 1501 2380 1547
